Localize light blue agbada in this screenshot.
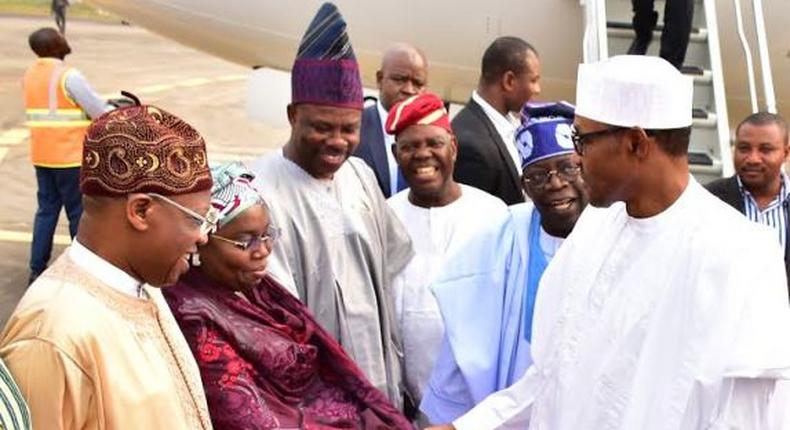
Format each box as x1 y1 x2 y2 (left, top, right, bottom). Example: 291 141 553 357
420 203 540 423
421 101 576 423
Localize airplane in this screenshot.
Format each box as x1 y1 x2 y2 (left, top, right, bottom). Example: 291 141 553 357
85 0 790 181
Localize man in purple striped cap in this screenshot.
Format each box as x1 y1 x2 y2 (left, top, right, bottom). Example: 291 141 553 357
422 102 589 426
250 2 413 407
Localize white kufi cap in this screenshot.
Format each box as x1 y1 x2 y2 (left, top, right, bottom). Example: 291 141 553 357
575 55 693 129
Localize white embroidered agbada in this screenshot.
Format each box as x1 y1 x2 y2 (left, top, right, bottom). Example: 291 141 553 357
249 153 413 403
453 178 790 429
387 184 507 403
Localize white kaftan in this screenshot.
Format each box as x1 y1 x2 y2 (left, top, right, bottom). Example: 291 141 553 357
387 184 507 403
454 177 790 429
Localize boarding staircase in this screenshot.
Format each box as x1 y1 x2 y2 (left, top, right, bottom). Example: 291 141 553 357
584 0 733 183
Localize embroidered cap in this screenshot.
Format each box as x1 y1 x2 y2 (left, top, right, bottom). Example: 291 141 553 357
385 92 451 137
516 102 576 168
291 2 363 110
80 94 212 196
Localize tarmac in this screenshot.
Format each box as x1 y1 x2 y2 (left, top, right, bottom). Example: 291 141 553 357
0 16 292 324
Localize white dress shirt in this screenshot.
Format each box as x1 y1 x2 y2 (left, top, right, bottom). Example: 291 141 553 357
377 101 400 195
471 91 521 172
69 239 143 297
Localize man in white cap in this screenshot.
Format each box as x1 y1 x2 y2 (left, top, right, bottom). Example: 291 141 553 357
427 55 790 429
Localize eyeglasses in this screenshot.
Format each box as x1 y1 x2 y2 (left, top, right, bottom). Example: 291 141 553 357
211 225 282 252
147 193 218 236
523 163 582 188
571 125 628 155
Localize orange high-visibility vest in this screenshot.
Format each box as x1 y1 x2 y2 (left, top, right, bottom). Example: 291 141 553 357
23 58 90 168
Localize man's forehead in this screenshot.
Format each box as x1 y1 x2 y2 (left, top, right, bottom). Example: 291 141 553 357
738 122 784 137
397 124 451 141
383 47 426 68
573 115 608 130
299 104 361 120
525 153 576 170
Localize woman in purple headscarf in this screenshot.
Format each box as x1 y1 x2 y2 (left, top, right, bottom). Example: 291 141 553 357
163 162 412 429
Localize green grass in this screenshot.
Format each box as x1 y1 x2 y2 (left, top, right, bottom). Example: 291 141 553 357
0 0 118 22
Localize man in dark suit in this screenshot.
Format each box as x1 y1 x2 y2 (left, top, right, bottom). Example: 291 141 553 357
354 43 428 197
452 37 541 205
706 112 790 294
628 0 694 69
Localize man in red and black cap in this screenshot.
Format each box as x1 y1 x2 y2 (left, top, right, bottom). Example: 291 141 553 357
0 98 215 429
385 92 507 419
249 2 413 406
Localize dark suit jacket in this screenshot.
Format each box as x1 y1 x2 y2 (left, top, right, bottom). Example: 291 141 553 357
706 175 790 296
353 105 392 197
451 98 524 205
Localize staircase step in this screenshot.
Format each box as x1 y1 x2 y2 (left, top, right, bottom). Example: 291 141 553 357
688 151 713 166
692 108 717 128
604 0 707 30
682 66 713 85
689 157 723 184
606 21 708 42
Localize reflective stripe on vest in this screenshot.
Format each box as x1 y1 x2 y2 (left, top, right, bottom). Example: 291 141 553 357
23 60 89 167
25 108 90 127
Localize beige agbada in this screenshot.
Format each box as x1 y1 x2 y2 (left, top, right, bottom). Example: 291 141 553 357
0 247 212 430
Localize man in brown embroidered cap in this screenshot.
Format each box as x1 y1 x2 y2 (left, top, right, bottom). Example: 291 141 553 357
0 97 215 430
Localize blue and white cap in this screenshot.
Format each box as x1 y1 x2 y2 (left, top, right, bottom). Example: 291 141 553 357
516 101 576 168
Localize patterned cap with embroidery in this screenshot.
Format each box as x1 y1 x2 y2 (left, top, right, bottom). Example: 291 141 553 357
516 101 576 168
291 2 363 110
80 94 212 196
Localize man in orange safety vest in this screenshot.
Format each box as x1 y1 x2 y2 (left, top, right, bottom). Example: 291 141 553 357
23 27 113 284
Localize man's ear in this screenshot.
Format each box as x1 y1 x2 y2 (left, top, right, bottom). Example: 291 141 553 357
449 135 459 163
126 194 154 232
628 127 651 159
501 71 516 92
286 103 297 126
375 69 384 89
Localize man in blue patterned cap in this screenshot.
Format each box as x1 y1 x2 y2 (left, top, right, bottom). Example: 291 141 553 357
421 102 589 425
249 2 413 406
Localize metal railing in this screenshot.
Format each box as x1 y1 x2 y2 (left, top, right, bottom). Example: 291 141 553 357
704 0 735 176
733 0 759 113
732 0 777 114
580 0 608 63
752 0 777 113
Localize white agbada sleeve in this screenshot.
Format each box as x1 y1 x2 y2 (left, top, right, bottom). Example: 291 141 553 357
452 366 539 430
706 378 775 429
698 221 790 429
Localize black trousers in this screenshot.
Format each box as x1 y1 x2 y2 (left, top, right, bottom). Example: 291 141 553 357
631 0 694 69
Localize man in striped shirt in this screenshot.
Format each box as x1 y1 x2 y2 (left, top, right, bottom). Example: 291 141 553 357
707 112 790 293
0 358 30 430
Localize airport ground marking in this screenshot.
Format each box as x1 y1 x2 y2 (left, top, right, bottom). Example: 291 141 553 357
0 128 28 146
0 229 71 245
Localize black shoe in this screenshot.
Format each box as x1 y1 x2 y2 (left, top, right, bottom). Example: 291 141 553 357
627 37 652 55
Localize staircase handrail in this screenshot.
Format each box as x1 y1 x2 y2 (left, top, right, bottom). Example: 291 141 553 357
705 0 735 176
752 0 777 113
